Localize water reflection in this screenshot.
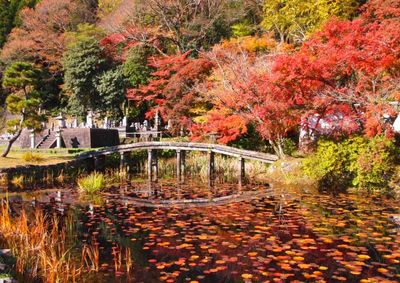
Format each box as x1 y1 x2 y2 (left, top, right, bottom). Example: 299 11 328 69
1 177 399 282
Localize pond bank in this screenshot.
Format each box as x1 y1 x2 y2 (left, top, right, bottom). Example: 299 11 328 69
0 158 89 189
265 157 400 199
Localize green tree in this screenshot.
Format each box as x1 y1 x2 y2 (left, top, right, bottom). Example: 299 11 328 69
96 67 127 119
262 0 360 43
1 62 45 157
0 0 11 48
63 24 107 116
123 45 153 88
64 24 129 119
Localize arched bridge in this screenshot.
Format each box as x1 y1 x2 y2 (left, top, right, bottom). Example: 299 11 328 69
77 141 279 186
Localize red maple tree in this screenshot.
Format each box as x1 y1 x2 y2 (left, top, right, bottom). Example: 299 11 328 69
274 9 400 140
127 51 214 133
191 2 400 156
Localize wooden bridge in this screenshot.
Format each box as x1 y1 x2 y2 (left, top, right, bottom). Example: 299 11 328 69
77 141 278 186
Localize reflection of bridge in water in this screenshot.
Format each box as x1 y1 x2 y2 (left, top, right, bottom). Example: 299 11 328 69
118 187 274 208
113 177 276 208
78 141 279 188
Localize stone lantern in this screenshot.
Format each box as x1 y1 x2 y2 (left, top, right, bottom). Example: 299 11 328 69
55 113 66 129
86 111 94 128
154 110 161 131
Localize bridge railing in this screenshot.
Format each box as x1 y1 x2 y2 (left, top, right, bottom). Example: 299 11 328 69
77 141 278 164
77 141 278 187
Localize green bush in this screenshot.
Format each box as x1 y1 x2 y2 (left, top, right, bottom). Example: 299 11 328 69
303 136 397 192
282 138 297 156
389 166 400 199
351 136 396 190
77 172 106 194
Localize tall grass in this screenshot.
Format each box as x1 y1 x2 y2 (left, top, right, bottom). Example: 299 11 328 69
156 152 269 183
77 172 105 194
10 175 24 189
0 200 82 282
82 237 100 272
22 152 44 163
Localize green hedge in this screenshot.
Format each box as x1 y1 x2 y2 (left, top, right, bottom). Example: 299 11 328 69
303 136 397 192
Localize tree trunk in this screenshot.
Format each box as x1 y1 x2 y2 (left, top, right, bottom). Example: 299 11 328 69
2 128 23 157
269 139 286 159
277 140 285 158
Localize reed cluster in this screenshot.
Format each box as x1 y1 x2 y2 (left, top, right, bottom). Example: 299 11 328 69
0 200 135 282
82 237 100 272
157 152 269 183
22 152 44 163
77 172 106 194
0 200 81 282
111 245 133 275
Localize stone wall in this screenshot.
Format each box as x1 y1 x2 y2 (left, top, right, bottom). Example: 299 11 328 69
18 128 120 149
18 129 48 148
61 128 119 148
89 129 120 148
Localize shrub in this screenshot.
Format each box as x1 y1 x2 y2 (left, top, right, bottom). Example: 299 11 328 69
77 172 105 194
22 152 44 163
389 166 400 199
351 136 396 190
303 136 397 192
10 175 24 189
303 139 352 192
282 138 297 156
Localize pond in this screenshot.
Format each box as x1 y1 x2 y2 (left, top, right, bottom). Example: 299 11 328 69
0 176 399 283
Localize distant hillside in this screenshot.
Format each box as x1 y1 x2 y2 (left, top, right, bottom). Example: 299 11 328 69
0 0 40 48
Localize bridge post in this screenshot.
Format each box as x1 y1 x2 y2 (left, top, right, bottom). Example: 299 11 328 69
176 150 186 183
148 149 158 182
120 152 129 172
86 157 95 172
153 150 158 182
176 150 181 181
148 149 153 183
94 155 106 172
238 156 245 187
181 150 186 182
208 151 215 187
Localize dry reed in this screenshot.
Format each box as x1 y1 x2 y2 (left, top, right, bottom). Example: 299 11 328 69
81 237 100 272
0 199 82 282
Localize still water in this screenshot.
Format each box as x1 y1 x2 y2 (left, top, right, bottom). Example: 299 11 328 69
1 177 400 282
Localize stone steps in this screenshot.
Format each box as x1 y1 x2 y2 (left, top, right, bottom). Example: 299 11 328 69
37 132 56 149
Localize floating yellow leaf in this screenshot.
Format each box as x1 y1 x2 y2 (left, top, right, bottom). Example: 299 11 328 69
357 254 370 260
241 273 253 279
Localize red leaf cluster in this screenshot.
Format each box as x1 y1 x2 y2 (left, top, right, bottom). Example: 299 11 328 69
127 51 214 133
273 8 400 137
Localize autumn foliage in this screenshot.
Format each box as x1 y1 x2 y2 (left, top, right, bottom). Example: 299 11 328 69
1 0 400 158
127 52 214 133
187 1 400 156
0 0 94 73
274 9 400 138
